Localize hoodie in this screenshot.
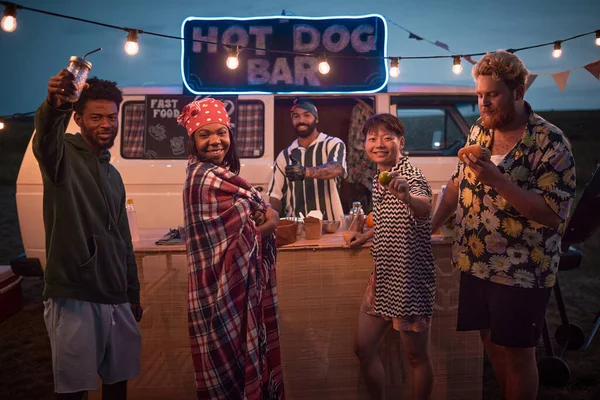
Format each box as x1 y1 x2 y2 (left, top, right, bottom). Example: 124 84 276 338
33 100 140 304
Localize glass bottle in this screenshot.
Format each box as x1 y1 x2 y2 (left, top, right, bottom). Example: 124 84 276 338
126 198 140 242
349 201 365 233
66 56 92 102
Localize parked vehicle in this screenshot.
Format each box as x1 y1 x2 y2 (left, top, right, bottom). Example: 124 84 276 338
16 82 477 265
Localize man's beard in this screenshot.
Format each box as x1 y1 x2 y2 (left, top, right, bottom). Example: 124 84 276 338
82 125 116 151
481 103 516 130
293 120 317 138
96 135 116 150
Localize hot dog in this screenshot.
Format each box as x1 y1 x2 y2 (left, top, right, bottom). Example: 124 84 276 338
458 144 491 162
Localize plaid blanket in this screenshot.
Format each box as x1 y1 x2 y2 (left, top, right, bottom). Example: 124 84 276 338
183 160 285 400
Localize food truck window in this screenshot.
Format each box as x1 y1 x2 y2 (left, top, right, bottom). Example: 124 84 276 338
457 102 480 127
120 100 265 159
396 107 466 156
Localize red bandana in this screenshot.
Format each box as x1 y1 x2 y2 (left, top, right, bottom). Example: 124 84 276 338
177 98 231 136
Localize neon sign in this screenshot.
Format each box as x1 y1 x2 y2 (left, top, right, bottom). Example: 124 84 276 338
180 15 388 94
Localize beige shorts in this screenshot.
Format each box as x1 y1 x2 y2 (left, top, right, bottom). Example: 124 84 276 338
360 273 431 332
43 297 142 393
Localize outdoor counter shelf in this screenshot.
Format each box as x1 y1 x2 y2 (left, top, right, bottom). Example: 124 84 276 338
105 228 483 400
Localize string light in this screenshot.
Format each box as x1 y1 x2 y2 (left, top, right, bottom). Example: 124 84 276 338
452 56 463 75
124 29 139 55
0 2 597 77
1 2 17 32
552 41 562 58
318 54 330 75
389 57 400 78
226 46 240 70
0 111 35 130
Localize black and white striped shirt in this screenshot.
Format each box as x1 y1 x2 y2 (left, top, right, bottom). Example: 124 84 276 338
371 157 436 317
267 133 347 222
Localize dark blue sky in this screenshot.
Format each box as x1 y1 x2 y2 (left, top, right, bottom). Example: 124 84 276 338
1 0 598 116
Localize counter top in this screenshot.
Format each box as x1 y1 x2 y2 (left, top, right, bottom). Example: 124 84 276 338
133 228 451 253
133 229 185 253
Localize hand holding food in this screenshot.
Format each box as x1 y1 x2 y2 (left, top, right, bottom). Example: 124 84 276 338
458 144 491 163
378 171 392 185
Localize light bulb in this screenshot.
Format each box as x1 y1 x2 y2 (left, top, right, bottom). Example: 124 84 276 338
317 54 330 75
552 42 562 58
125 41 139 55
226 56 239 69
226 46 240 69
452 56 462 75
595 31 600 46
318 61 330 75
1 3 17 33
125 30 139 56
389 58 400 78
1 15 16 32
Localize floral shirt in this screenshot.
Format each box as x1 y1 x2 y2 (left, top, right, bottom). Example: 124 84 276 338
450 102 576 289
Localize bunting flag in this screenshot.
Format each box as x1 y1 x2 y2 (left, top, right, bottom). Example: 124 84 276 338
391 18 478 64
464 55 477 65
526 74 538 90
522 59 599 92
434 41 450 51
584 60 600 79
552 71 571 92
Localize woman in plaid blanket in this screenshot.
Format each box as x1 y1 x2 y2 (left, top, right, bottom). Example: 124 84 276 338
178 98 285 399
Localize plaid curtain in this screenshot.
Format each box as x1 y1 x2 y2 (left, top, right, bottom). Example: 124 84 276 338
235 102 264 158
121 103 145 158
120 101 264 159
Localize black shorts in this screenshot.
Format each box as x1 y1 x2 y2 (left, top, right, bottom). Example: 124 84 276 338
457 272 551 348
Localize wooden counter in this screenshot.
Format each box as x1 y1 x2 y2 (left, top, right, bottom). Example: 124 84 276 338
92 228 482 400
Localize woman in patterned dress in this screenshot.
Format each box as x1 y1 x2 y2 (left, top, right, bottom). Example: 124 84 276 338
345 113 436 400
178 98 285 399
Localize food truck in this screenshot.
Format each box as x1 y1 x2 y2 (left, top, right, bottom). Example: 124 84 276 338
15 14 483 399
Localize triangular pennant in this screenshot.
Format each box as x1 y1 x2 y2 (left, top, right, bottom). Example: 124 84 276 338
584 60 600 79
408 32 424 41
464 55 477 65
434 41 449 51
526 74 538 90
552 71 571 92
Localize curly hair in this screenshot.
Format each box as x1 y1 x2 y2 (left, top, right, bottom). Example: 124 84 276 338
73 77 123 114
362 113 405 138
472 50 529 92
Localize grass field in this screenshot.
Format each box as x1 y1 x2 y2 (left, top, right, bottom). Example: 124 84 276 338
1 111 599 399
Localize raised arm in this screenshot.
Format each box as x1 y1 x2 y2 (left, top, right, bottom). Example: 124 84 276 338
306 139 347 180
33 70 90 183
305 161 344 180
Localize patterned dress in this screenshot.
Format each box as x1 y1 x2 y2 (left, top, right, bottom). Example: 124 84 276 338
369 157 436 319
450 102 576 288
183 160 285 400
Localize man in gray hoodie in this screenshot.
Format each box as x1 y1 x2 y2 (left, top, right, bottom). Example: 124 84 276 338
34 69 143 400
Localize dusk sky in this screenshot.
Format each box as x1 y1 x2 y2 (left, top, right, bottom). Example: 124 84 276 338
0 0 598 117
